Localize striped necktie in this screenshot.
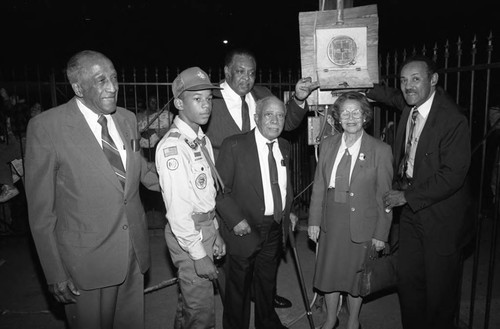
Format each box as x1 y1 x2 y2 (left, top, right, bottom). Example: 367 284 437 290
98 115 126 188
398 107 419 178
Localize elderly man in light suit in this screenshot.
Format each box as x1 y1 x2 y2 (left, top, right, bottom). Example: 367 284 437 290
25 50 159 329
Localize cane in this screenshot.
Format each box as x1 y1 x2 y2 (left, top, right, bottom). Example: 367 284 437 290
288 224 315 329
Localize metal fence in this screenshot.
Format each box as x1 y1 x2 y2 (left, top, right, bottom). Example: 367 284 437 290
1 30 499 329
0 65 316 213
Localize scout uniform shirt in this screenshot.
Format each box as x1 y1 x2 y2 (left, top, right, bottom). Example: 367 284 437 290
156 116 217 260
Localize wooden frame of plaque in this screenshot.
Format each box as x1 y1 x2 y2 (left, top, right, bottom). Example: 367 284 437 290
299 5 379 105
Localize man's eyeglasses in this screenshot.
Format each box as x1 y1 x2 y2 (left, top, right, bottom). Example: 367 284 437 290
340 110 363 120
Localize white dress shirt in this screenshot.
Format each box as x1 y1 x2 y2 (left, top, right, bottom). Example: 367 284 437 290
77 99 127 169
255 128 287 216
220 81 257 130
328 131 363 187
405 91 435 177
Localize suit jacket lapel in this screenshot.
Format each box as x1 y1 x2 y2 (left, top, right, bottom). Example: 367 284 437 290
350 133 371 186
325 135 342 185
413 98 439 178
213 88 243 134
112 112 133 193
65 98 123 192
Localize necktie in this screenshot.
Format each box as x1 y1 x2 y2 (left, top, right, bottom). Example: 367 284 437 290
398 107 419 178
196 137 225 193
241 95 250 133
334 148 351 203
97 115 126 188
267 142 283 223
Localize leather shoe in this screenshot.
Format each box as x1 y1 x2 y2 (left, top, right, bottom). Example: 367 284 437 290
273 294 292 308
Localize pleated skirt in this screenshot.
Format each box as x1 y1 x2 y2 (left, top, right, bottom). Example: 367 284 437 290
313 189 368 296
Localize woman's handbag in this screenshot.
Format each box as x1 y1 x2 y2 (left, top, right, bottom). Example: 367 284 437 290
358 244 398 297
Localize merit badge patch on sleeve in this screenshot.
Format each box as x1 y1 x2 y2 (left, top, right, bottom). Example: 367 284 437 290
167 158 179 170
163 146 178 157
195 173 207 189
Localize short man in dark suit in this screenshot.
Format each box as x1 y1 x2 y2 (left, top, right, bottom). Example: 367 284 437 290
367 55 472 329
216 96 296 329
205 48 317 308
25 50 159 329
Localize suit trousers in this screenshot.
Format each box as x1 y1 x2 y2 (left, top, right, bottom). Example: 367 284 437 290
165 220 217 329
223 218 283 329
64 244 144 329
398 206 461 329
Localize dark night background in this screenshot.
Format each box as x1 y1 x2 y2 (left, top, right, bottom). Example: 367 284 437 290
0 0 497 70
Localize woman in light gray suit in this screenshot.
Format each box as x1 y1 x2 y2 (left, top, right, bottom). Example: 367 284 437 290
308 92 393 329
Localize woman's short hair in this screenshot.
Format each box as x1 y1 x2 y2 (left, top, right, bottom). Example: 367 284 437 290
332 91 373 128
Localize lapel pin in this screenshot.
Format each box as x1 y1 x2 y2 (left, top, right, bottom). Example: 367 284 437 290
359 153 365 161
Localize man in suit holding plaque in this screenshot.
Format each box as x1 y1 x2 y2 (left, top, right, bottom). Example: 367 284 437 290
367 55 472 329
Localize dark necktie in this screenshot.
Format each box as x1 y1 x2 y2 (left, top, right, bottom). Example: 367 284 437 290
241 95 250 133
97 115 126 188
398 107 419 178
334 148 351 203
267 142 283 223
196 136 225 193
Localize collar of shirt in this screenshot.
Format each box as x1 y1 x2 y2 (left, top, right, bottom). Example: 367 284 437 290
77 98 101 132
220 81 256 130
76 98 127 169
173 116 215 161
254 126 278 149
414 90 435 120
173 116 206 141
340 131 363 160
405 90 435 141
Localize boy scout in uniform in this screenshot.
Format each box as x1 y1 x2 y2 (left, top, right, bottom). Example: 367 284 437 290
155 67 226 329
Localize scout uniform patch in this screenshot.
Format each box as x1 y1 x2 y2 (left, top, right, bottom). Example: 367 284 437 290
167 158 179 170
195 173 207 189
163 146 178 157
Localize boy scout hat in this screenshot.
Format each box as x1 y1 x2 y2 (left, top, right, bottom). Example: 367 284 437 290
172 67 222 98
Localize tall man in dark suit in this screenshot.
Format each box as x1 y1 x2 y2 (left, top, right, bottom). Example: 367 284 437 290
205 48 317 308
25 50 159 329
216 96 296 329
205 48 318 160
367 55 472 329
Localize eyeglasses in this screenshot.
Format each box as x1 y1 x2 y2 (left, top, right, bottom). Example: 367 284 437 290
340 110 363 120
